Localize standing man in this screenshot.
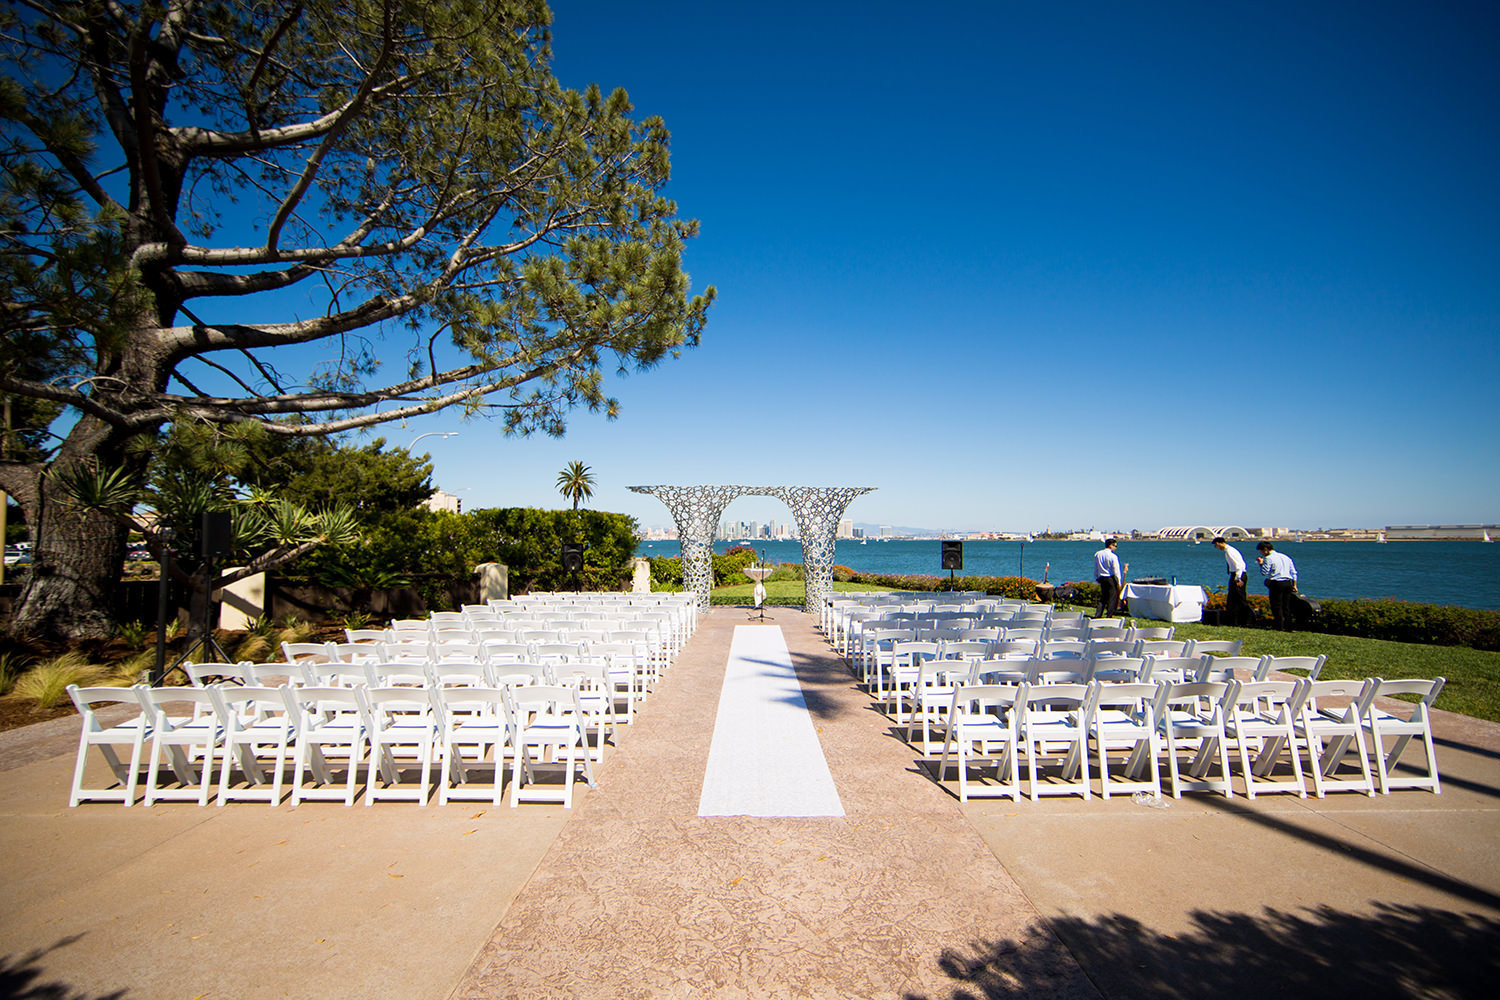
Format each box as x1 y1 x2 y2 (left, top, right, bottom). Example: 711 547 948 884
1213 536 1249 626
1093 538 1128 618
1256 541 1298 631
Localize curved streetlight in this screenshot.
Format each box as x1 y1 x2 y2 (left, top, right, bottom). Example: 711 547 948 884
406 431 457 453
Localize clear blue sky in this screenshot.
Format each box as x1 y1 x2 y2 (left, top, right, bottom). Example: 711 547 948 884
400 0 1500 535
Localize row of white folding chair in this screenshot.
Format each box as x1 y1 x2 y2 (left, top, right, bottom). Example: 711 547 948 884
66 682 600 809
930 674 1444 802
902 654 1215 746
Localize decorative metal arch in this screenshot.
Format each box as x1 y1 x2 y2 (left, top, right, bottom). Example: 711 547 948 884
630 485 875 612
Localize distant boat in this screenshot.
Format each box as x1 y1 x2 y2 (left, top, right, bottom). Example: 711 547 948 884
1377 532 1387 543
1485 530 1493 543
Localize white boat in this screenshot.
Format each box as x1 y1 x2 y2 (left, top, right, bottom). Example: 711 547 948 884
1377 532 1387 543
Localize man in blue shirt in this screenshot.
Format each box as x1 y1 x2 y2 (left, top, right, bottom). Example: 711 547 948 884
1256 541 1298 631
1092 538 1127 618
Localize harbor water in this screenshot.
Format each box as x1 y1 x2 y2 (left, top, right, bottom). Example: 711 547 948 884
636 538 1500 611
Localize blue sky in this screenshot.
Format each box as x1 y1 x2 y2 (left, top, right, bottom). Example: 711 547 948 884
394 0 1500 535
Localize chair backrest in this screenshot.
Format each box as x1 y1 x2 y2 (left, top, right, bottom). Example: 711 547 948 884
425 661 490 687
238 661 313 687
951 682 1024 721
68 683 150 731
1300 677 1377 722
1159 680 1234 720
1143 655 1211 683
1368 676 1445 715
1089 618 1125 630
892 640 941 665
1184 638 1243 656
939 640 992 661
1086 639 1141 659
1024 681 1089 711
1002 627 1044 642
184 661 238 687
1227 679 1308 721
1085 655 1147 682
1255 655 1327 682
1127 626 1175 641
487 661 553 687
362 661 428 687
505 684 586 726
429 641 485 662
345 628 389 645
1087 680 1164 721
211 684 294 732
282 641 337 664
1136 640 1191 658
1039 638 1087 660
1198 656 1266 683
989 638 1039 659
1043 626 1087 642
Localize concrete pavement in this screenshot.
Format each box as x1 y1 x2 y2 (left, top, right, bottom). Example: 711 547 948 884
1 607 1497 998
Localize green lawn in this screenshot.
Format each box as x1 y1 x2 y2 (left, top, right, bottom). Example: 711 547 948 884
698 586 1500 723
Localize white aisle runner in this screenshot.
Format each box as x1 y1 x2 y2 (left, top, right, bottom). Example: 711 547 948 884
697 625 845 817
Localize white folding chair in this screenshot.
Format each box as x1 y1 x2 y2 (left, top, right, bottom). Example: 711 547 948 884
425 660 490 688
1362 677 1444 794
505 685 595 808
1020 682 1091 800
887 640 941 718
67 685 152 807
1225 680 1308 798
358 686 437 806
934 684 1023 802
1135 640 1191 659
1158 681 1235 798
284 686 366 806
211 684 297 806
137 687 224 806
1297 679 1378 797
430 685 510 806
1087 681 1165 800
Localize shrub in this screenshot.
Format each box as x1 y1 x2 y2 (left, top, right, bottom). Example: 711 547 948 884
1313 598 1500 651
0 650 32 696
12 652 111 708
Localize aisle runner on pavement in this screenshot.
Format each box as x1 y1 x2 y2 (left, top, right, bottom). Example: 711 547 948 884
697 625 844 817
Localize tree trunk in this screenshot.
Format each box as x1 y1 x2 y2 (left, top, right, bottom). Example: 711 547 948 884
8 471 127 639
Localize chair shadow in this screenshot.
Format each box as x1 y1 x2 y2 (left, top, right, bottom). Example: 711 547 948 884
0 936 128 1000
904 904 1500 1000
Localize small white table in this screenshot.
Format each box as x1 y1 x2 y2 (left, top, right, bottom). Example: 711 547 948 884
1124 583 1209 623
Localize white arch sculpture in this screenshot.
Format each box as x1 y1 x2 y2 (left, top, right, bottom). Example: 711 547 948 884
630 485 875 612
1158 524 1252 540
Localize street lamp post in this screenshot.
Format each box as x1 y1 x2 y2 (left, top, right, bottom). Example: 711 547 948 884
406 431 457 452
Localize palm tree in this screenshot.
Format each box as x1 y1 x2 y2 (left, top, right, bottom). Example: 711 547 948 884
556 461 595 511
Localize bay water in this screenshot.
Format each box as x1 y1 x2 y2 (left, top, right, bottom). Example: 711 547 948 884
636 538 1500 611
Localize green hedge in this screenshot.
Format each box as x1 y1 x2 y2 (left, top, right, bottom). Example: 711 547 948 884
1314 598 1500 651
473 507 639 594
647 546 761 589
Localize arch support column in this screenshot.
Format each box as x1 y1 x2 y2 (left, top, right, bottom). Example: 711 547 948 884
776 486 875 615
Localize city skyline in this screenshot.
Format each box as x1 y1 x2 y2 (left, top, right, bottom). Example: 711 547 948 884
391 1 1498 532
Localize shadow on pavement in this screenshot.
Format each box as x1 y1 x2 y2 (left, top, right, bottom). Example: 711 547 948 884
909 904 1500 1000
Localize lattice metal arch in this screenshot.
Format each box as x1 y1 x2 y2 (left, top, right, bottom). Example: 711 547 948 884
630 485 874 613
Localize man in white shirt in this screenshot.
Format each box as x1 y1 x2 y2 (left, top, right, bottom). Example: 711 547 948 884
1256 541 1298 631
1092 538 1128 618
1212 536 1249 626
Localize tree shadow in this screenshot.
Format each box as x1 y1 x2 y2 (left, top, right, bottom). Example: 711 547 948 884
906 904 1500 1000
0 936 128 1000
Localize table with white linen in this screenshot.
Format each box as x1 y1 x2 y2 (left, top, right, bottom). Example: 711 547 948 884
1124 583 1209 622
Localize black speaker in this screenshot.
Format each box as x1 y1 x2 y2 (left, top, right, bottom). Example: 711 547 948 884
561 543 585 573
199 511 234 559
941 540 963 570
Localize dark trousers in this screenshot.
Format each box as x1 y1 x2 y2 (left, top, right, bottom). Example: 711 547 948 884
1266 579 1295 630
1096 576 1120 617
1227 573 1249 626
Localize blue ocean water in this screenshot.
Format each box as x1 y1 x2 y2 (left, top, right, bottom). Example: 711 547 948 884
636 538 1500 611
